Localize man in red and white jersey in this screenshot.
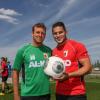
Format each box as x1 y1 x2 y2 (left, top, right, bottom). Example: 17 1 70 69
0 57 9 95
52 22 92 100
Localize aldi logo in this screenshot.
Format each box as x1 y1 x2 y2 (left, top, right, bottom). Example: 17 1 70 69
30 54 35 60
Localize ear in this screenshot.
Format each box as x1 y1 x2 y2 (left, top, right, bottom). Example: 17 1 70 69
32 32 34 36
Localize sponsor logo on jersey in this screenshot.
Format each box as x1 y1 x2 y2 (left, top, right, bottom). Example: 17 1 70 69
64 60 71 66
63 50 71 66
30 54 35 60
29 60 45 68
29 54 45 68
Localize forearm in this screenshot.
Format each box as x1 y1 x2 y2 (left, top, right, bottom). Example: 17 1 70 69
68 65 92 78
12 70 20 99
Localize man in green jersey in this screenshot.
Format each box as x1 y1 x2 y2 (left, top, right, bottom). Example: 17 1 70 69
12 23 52 100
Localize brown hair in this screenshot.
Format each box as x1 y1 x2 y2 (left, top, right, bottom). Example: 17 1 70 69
1 57 6 61
32 23 46 33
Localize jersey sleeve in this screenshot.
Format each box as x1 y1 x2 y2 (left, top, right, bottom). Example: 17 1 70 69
76 42 89 60
13 47 24 71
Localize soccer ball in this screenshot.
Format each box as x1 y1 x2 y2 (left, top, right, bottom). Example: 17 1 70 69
44 56 65 78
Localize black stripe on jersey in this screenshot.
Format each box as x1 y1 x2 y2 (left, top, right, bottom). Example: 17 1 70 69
22 63 25 84
78 61 84 82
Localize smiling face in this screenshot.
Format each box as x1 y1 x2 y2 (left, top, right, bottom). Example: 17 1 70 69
52 26 67 44
32 26 46 46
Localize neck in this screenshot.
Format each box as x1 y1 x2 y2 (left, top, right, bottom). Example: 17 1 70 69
58 38 68 46
32 41 43 47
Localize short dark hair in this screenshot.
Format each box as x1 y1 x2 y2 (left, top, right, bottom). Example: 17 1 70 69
1 57 6 61
32 23 46 32
52 22 66 32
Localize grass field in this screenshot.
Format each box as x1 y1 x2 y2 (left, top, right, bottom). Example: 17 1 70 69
0 76 100 100
51 82 100 100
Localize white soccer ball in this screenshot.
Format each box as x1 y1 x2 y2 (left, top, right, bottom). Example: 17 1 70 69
44 56 65 78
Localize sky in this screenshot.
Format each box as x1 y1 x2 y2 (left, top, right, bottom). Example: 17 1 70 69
0 0 100 64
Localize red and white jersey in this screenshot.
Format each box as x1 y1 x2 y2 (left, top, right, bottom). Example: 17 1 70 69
1 61 8 76
52 39 89 95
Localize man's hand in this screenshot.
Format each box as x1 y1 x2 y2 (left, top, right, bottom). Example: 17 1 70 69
53 72 69 82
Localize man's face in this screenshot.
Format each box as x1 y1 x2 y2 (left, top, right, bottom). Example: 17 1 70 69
32 27 46 45
52 26 66 44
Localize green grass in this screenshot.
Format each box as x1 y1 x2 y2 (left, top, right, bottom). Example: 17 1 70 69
86 82 100 100
0 77 100 100
50 81 100 100
0 85 13 100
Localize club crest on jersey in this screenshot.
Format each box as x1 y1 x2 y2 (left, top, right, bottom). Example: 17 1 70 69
64 50 68 57
43 53 48 59
30 54 35 60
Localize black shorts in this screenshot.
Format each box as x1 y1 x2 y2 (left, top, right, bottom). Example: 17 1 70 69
2 76 8 82
21 94 50 100
56 94 87 100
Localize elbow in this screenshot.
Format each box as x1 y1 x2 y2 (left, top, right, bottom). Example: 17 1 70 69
87 65 92 74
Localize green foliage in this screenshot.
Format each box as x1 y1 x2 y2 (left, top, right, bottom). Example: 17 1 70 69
93 60 100 68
